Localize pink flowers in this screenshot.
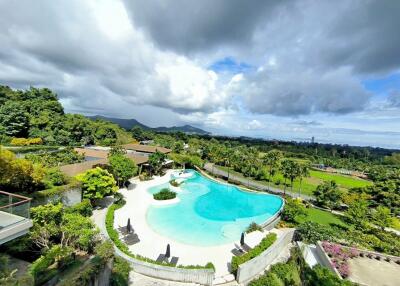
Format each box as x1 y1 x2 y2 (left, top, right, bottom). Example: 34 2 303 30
322 241 358 278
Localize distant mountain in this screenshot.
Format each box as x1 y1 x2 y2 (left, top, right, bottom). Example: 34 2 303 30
153 124 210 135
88 115 210 135
88 115 149 130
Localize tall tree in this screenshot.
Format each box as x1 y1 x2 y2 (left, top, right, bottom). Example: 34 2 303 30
0 101 29 137
345 199 369 229
263 150 283 188
314 181 342 211
148 151 167 175
280 159 300 196
108 154 138 187
298 163 310 198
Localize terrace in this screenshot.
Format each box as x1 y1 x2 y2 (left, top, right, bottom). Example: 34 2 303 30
0 191 33 245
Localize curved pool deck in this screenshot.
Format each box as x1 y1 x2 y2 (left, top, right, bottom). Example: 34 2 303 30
115 169 284 277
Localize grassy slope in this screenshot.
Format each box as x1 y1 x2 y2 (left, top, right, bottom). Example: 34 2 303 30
296 207 348 227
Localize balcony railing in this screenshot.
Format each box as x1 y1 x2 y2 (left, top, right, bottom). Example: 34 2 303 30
0 191 32 231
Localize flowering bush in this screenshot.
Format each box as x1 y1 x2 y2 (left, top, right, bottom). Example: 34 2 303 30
322 241 359 278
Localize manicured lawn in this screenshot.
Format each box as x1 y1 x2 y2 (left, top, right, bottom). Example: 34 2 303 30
296 207 348 227
309 170 373 189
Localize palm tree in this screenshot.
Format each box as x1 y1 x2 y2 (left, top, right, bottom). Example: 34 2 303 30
280 159 300 196
298 163 310 198
263 150 282 188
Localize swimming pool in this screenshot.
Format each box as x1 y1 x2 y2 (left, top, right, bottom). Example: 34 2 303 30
146 170 283 246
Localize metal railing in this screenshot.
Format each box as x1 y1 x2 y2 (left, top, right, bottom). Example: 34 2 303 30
0 191 32 220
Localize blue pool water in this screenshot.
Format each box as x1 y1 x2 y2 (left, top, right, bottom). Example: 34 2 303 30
146 170 283 246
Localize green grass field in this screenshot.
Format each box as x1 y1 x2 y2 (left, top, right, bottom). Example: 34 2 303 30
214 165 372 197
309 170 373 189
296 207 348 227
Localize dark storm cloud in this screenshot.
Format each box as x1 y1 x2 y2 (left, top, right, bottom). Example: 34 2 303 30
122 0 286 53
0 0 399 123
324 0 400 74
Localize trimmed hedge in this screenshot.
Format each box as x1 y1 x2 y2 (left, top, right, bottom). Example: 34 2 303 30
105 201 214 270
153 189 176 200
231 233 277 274
34 179 81 198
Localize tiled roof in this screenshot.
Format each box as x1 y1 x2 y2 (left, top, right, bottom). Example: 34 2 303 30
122 144 171 154
60 149 149 176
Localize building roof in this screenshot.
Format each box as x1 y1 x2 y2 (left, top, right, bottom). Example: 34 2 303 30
60 159 107 177
122 144 171 154
74 148 109 159
60 149 149 177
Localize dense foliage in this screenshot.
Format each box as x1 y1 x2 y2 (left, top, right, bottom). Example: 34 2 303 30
0 148 45 192
77 167 118 201
0 85 132 146
108 154 138 187
111 257 131 286
282 198 307 223
296 221 400 256
25 147 84 167
249 247 354 286
148 151 167 175
153 188 177 200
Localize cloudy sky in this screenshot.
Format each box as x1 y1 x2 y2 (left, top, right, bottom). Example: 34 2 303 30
1 0 400 148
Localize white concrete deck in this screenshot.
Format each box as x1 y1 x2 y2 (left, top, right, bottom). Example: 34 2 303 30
0 211 32 245
114 170 283 277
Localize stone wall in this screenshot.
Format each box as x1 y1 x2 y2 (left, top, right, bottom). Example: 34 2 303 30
236 229 295 285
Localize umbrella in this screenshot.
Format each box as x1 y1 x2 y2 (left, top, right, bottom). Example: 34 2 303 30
127 218 132 233
240 232 245 246
165 244 171 258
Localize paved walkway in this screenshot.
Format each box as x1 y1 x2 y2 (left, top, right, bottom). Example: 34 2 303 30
204 163 313 201
348 257 400 286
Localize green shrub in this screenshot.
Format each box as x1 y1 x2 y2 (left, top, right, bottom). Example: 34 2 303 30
30 245 73 282
11 137 43 146
34 179 81 199
246 222 263 233
43 168 68 188
95 240 114 263
304 265 354 286
153 189 176 200
67 199 93 217
282 198 307 223
169 179 181 187
105 203 131 254
250 272 284 286
231 233 277 274
296 222 338 244
111 257 131 286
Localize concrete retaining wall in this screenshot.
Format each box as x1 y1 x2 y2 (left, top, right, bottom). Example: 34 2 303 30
236 229 295 285
315 242 342 278
116 248 215 286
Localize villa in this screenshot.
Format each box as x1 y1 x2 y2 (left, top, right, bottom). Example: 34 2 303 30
60 148 148 177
